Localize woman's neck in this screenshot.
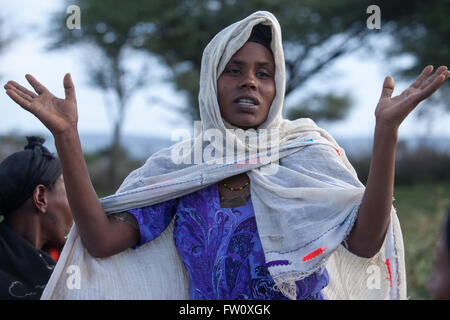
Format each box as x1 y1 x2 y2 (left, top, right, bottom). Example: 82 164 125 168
217 173 251 208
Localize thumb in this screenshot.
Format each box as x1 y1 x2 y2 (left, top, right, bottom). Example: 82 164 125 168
63 73 76 102
380 76 394 100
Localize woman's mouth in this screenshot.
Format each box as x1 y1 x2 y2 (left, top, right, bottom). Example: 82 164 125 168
234 97 259 111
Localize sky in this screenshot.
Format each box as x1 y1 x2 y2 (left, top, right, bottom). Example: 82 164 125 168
1 0 450 142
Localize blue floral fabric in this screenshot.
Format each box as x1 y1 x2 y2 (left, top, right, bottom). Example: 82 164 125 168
128 184 329 300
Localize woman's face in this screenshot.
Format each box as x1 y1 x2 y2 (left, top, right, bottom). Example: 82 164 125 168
217 41 276 129
44 175 73 248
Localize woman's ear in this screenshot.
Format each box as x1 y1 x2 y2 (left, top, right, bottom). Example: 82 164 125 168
31 184 48 214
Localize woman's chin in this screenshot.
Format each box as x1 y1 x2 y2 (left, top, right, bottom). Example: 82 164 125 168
227 116 264 130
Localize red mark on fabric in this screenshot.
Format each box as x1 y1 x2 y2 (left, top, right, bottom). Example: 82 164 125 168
48 247 60 262
236 157 259 168
302 247 328 262
385 259 393 287
335 148 341 156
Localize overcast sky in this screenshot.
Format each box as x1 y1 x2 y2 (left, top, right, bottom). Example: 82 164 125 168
1 0 450 142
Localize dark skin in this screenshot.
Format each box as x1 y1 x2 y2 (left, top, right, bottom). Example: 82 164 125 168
427 215 450 299
4 42 449 258
216 41 276 205
5 175 73 251
217 42 275 130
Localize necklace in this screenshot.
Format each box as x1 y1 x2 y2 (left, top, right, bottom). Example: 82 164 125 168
223 181 249 191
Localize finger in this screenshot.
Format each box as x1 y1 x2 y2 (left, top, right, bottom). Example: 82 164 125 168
25 74 47 94
7 86 34 102
5 89 32 111
420 65 448 90
63 73 76 102
410 65 433 88
5 80 38 99
380 76 395 100
415 73 447 102
441 70 450 82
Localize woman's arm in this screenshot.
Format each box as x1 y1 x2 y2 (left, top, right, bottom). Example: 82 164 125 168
4 74 139 257
54 130 139 257
346 66 450 258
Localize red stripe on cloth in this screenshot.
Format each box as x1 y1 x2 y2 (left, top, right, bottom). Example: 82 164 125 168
385 259 393 287
302 247 328 262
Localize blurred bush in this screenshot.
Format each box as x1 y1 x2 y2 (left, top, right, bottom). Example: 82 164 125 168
0 134 142 197
0 134 27 161
350 140 450 186
84 145 143 197
393 183 450 300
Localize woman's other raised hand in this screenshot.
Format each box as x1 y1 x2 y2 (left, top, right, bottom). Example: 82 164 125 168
375 65 450 131
4 73 78 137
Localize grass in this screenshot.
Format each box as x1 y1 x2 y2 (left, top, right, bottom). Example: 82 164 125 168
393 182 450 300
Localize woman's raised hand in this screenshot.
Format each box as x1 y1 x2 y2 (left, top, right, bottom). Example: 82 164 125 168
375 65 450 130
4 73 78 136
5 74 140 257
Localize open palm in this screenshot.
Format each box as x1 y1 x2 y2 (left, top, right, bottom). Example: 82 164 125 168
375 65 450 129
4 74 78 136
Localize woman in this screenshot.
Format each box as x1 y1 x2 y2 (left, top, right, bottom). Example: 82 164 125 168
4 11 449 299
0 136 73 299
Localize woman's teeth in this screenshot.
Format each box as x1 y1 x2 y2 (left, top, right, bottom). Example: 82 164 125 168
237 99 256 105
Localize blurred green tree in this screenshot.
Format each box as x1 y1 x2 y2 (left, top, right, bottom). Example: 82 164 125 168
372 0 450 114
127 0 375 121
48 0 379 119
286 93 352 122
48 0 381 187
47 1 156 188
0 16 14 80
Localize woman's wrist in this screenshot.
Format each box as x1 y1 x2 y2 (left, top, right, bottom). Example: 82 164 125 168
374 119 399 143
53 126 79 143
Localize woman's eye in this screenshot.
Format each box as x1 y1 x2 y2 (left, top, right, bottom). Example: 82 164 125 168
226 68 240 74
257 71 270 78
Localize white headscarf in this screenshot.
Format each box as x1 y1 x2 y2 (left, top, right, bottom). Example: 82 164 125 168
42 11 406 300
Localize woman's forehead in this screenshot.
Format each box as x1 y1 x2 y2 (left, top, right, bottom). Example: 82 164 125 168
227 42 275 68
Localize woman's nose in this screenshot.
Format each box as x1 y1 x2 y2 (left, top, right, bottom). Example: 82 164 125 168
239 72 257 89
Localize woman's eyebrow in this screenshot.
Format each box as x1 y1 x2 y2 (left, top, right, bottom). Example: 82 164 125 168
228 59 274 68
255 62 273 68
228 59 244 66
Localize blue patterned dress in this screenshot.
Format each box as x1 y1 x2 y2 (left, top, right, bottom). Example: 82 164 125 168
128 183 329 300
